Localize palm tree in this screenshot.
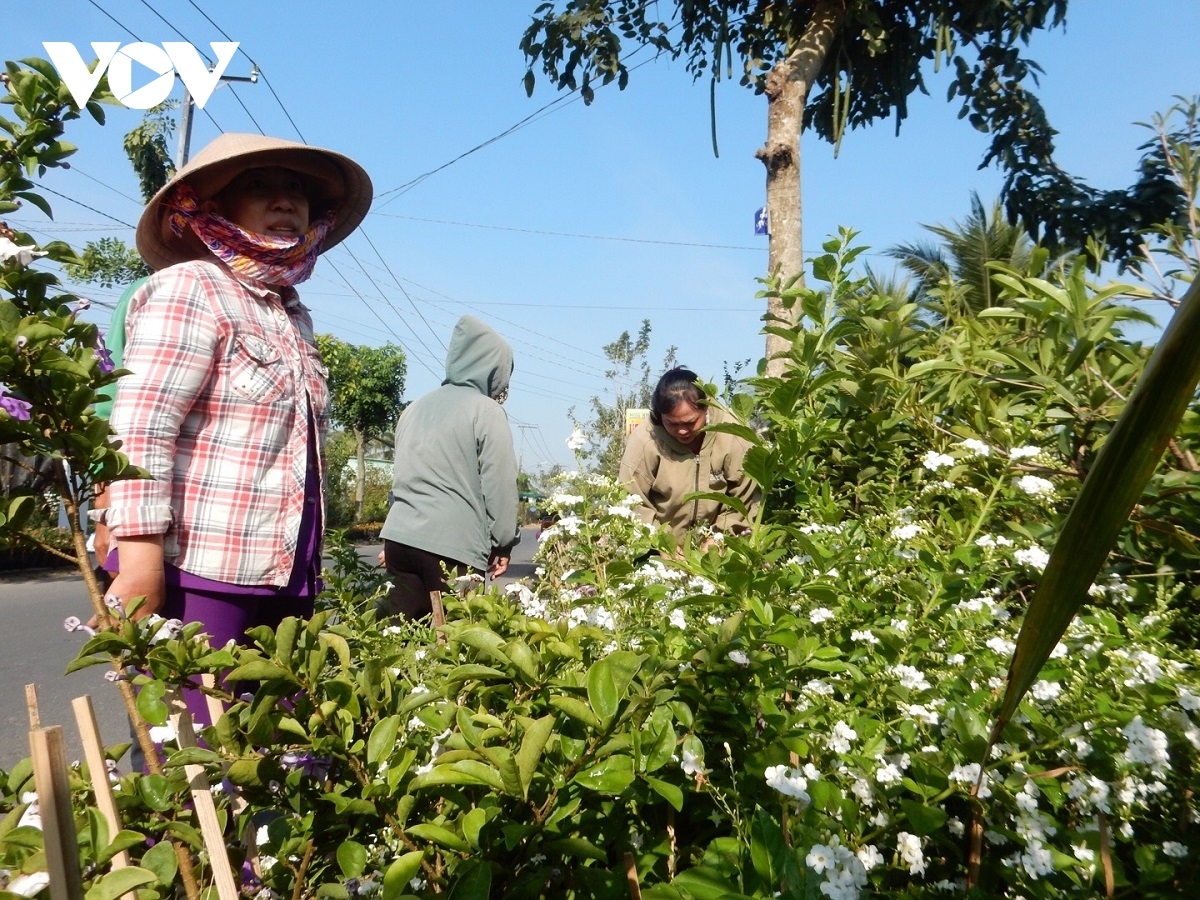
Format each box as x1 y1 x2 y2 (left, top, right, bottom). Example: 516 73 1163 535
886 193 1045 325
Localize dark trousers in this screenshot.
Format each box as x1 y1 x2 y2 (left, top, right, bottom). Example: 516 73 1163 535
378 540 477 621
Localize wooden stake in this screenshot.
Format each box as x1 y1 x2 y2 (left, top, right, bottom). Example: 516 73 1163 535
166 689 239 900
623 852 643 900
29 726 85 900
71 696 137 898
430 590 447 644
200 675 260 879
25 682 40 729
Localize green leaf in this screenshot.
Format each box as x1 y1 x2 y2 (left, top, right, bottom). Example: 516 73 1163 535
573 753 635 794
135 681 168 726
671 869 752 900
544 837 610 862
515 715 554 798
224 659 299 685
368 716 401 766
446 859 492 899
644 776 684 811
139 839 179 885
586 650 643 723
337 840 368 879
84 866 157 900
549 695 602 730
382 852 424 900
452 626 511 666
406 823 469 852
899 798 949 836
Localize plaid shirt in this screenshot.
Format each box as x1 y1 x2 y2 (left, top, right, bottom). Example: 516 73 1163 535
106 259 329 587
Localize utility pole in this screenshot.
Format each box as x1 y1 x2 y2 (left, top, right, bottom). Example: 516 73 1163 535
516 423 538 475
176 66 259 167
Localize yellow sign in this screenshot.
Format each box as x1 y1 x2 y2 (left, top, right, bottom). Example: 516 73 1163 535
625 408 649 436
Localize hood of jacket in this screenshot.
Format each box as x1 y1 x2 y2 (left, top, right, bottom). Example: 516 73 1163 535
442 315 513 400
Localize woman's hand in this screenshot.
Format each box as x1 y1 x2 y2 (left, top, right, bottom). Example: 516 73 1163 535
87 534 167 628
487 550 510 579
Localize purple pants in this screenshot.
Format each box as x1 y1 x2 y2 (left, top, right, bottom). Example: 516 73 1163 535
163 588 314 729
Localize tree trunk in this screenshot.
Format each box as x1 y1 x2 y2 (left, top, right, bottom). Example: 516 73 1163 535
354 427 366 523
756 0 843 377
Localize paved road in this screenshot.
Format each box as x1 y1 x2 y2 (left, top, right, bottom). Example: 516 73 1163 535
0 528 540 770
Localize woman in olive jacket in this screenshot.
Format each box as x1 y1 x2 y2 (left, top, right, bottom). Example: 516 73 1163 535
618 367 760 542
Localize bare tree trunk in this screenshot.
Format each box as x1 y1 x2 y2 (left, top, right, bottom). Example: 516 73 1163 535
354 427 366 523
756 0 843 376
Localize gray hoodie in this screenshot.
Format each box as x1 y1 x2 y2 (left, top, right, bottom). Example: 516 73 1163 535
380 316 519 570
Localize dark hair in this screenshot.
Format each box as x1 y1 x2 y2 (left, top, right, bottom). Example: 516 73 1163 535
649 367 705 426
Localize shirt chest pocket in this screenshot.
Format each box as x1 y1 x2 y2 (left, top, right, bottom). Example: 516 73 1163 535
227 333 289 403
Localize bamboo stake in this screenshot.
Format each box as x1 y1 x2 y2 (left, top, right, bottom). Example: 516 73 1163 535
71 695 138 900
29 726 85 900
623 852 642 900
25 683 40 729
201 675 260 879
429 590 447 644
165 689 239 900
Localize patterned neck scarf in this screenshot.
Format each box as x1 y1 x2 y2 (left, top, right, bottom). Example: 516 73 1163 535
163 182 335 286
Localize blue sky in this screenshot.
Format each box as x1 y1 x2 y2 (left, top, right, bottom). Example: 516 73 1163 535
10 1 1200 469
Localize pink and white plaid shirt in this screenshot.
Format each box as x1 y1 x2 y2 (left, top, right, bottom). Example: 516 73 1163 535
106 259 329 587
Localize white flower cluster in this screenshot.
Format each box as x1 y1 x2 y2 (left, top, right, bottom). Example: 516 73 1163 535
764 764 810 802
1015 474 1055 498
1013 545 1050 571
805 836 878 899
921 450 955 472
1122 715 1171 777
958 438 991 457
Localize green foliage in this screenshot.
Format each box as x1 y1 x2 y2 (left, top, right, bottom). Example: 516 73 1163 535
571 320 676 479
0 58 135 544
64 236 149 288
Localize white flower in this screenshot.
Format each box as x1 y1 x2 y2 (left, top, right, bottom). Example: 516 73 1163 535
1072 843 1095 862
806 843 834 874
959 438 991 457
668 608 687 629
764 764 810 802
857 844 884 871
850 628 878 645
1030 680 1062 702
1014 545 1050 571
809 607 835 624
921 451 954 471
827 720 857 753
893 664 931 692
875 762 903 785
1180 688 1200 712
1009 445 1042 460
1015 475 1055 498
7 872 51 897
681 748 708 776
565 427 588 451
0 237 47 268
975 534 1015 548
1020 842 1054 878
896 832 926 876
728 649 750 667
1163 841 1189 859
891 522 924 541
149 722 177 744
985 636 1016 656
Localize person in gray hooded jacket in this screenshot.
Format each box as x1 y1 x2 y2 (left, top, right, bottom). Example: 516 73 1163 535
377 316 520 619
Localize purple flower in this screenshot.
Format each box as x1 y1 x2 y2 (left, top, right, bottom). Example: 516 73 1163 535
0 383 32 421
72 297 91 313
94 334 115 374
63 616 96 636
15 335 27 349
280 751 331 779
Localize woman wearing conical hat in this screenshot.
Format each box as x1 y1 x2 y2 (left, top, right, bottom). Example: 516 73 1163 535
96 134 371 717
